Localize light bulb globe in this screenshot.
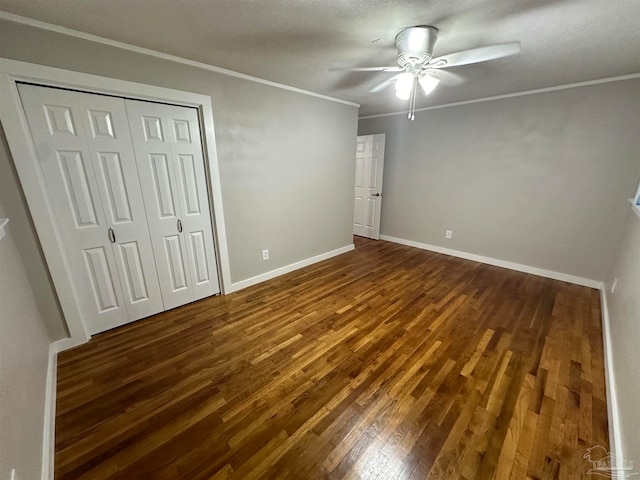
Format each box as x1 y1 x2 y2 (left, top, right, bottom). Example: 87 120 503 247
395 88 411 100
419 75 440 95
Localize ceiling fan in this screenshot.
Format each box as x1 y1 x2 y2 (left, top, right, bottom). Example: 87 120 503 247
352 26 520 120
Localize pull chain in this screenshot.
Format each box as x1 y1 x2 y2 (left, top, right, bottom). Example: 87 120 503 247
407 76 418 121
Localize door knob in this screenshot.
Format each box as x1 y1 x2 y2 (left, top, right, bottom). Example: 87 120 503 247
371 193 381 197
108 227 116 243
177 219 183 233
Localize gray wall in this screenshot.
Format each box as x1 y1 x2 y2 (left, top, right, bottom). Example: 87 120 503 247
0 125 68 340
0 220 51 480
605 207 640 463
359 79 640 281
0 20 358 340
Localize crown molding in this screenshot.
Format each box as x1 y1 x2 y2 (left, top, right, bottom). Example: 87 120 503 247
359 72 640 120
0 11 360 108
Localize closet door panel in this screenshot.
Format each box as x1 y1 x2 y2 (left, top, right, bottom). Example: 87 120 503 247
18 84 128 334
166 105 220 299
98 151 134 223
164 234 189 291
125 99 220 308
188 230 212 286
125 100 194 309
76 93 164 319
83 246 120 313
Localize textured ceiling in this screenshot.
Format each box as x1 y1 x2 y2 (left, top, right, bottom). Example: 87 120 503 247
1 0 639 116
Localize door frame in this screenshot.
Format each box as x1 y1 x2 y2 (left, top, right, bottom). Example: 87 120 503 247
0 58 232 349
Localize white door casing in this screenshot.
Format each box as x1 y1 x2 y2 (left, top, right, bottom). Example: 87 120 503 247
353 134 385 240
125 99 221 309
18 84 164 334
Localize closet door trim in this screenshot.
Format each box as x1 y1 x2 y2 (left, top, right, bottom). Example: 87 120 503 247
0 58 231 349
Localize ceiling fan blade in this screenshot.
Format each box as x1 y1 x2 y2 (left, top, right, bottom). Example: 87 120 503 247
369 74 402 93
425 69 466 86
348 66 403 72
429 42 520 69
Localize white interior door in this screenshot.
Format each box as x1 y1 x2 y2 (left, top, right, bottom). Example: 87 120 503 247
18 84 164 334
125 100 220 309
163 104 221 301
353 134 385 239
78 92 164 322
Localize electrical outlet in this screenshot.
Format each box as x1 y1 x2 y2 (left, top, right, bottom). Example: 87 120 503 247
445 230 453 239
611 278 618 294
262 249 269 261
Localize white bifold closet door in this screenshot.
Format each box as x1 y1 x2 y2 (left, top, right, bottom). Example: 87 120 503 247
18 84 220 335
18 84 164 334
125 100 220 309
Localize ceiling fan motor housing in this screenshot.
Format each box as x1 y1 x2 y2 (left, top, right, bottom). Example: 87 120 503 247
395 26 438 68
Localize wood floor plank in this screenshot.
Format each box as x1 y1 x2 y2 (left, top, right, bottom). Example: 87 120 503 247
55 236 609 479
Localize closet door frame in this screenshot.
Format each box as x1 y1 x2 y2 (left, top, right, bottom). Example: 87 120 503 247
0 58 232 350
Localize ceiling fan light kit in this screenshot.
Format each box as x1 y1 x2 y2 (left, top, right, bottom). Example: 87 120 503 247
394 72 414 99
418 74 440 95
394 71 439 98
354 26 521 120
395 86 411 100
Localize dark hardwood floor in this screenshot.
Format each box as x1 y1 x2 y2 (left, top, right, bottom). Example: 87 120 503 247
55 237 609 479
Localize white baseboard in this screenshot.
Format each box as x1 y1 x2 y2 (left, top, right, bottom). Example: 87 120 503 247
41 341 62 480
379 235 602 289
53 336 87 353
600 290 623 463
227 244 355 293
